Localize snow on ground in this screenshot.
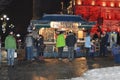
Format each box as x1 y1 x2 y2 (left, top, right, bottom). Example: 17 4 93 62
71 66 120 80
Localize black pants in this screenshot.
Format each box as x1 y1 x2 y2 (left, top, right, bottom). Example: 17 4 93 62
58 47 64 58
100 45 107 56
37 47 44 56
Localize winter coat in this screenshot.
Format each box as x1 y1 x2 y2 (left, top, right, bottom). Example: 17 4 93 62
36 36 46 51
56 34 66 48
25 36 33 47
36 37 44 47
66 34 77 47
5 35 17 49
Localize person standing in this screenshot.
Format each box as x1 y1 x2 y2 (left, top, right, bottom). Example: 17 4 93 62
66 32 77 61
99 31 109 57
5 31 17 67
56 31 66 60
36 35 45 61
84 32 91 57
25 32 34 61
89 40 96 60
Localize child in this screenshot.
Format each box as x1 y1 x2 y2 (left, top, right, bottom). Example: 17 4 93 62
89 40 96 59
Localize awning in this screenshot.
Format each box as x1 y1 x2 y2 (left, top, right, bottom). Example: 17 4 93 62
30 14 96 29
40 14 86 22
79 25 94 29
79 22 96 29
35 24 50 29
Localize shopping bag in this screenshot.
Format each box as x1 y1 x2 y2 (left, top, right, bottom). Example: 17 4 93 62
14 52 17 58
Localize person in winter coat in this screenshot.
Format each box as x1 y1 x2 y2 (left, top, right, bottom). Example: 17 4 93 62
99 31 109 57
5 31 17 67
56 31 66 60
66 32 77 61
36 35 45 61
25 32 34 61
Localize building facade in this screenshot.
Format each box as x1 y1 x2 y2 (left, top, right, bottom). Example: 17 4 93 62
72 0 120 32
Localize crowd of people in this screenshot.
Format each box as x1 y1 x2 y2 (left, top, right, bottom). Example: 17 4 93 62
84 31 120 61
0 30 120 68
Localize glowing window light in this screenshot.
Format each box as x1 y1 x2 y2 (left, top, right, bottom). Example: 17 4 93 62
109 15 111 19
39 28 45 35
110 2 114 7
118 2 120 7
77 0 82 5
91 1 95 6
102 2 106 6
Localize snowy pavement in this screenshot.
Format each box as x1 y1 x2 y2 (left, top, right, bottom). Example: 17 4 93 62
71 66 120 80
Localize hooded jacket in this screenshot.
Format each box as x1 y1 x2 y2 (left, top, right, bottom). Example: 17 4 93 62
56 34 66 48
66 33 77 47
5 35 17 49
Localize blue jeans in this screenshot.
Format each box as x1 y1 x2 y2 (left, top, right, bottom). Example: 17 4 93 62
68 47 74 60
26 46 33 60
89 52 95 58
7 49 15 66
100 45 107 56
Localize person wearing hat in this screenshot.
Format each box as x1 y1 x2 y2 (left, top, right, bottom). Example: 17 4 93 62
5 31 17 67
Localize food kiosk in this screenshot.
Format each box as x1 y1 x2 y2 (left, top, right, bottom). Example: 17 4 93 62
30 14 96 57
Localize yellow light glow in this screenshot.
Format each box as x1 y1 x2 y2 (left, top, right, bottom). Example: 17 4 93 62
77 0 82 5
110 2 114 7
78 30 83 38
91 1 95 6
119 2 120 7
102 2 106 6
82 28 85 30
39 28 44 35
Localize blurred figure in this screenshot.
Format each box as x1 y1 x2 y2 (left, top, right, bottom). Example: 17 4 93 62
111 44 120 63
25 32 34 61
36 35 45 61
56 31 66 60
92 33 99 40
99 31 109 57
66 32 77 61
89 40 96 60
5 31 17 67
84 32 91 57
0 36 1 68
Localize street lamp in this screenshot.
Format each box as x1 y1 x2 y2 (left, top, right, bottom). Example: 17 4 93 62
9 24 14 28
0 14 9 33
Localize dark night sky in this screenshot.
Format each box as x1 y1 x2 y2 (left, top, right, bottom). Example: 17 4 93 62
4 0 33 35
0 0 70 35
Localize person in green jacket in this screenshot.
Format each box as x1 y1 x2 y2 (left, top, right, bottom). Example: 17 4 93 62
5 31 17 67
56 31 66 60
